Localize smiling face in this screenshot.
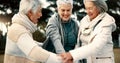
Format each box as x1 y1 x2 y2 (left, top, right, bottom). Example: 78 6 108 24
27 6 42 24
84 1 100 21
57 3 72 21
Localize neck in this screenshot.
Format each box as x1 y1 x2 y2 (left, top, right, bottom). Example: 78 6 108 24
61 19 71 23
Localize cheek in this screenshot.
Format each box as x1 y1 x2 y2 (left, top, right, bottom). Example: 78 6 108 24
90 10 95 14
58 11 63 17
29 16 34 21
90 11 99 19
93 10 99 16
58 10 63 15
37 12 42 17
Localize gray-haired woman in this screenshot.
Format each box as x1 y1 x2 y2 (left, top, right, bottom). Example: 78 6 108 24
45 0 79 54
4 0 62 63
60 0 116 63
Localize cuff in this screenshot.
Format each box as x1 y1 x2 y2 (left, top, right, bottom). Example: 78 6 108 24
45 53 62 63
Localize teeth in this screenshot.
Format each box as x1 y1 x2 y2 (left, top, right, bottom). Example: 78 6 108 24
64 16 67 17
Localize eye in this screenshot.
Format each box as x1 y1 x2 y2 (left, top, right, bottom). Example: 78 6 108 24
86 7 92 10
61 9 65 12
67 9 70 12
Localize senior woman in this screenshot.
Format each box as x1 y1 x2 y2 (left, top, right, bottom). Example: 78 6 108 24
4 0 62 63
45 0 79 54
60 0 116 63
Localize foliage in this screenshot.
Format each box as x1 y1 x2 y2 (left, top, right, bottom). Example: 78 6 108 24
0 0 120 46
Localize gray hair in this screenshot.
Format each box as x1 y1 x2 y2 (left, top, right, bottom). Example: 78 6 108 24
84 0 108 13
19 0 42 14
56 0 73 8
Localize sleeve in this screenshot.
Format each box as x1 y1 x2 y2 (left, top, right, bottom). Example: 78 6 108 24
46 18 65 54
69 22 114 61
17 33 50 62
35 41 43 47
45 52 62 63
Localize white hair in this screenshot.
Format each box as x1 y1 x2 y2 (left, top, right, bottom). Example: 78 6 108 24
19 0 42 14
84 0 108 12
84 0 107 2
56 0 73 8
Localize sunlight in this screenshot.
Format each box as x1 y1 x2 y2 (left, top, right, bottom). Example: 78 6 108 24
0 22 7 36
0 10 5 15
41 0 50 8
6 8 12 14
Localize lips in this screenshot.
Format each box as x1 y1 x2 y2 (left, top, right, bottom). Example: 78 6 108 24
88 13 92 16
63 15 69 18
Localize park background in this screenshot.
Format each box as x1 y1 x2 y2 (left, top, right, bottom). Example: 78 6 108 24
0 0 120 63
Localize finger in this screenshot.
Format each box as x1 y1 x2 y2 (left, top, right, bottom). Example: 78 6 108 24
63 57 69 63
68 59 73 63
60 53 67 60
57 54 64 60
57 56 62 60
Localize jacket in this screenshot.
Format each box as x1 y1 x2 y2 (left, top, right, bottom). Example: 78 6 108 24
70 12 116 63
46 13 79 53
4 13 62 63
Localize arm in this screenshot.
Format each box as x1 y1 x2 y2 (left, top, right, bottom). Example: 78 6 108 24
17 33 62 63
46 19 65 53
60 14 116 62
60 24 114 63
69 23 114 61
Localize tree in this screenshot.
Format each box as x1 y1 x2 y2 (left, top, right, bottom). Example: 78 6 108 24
0 0 120 47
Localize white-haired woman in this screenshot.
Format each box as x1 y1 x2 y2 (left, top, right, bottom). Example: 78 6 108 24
60 0 116 63
4 0 62 63
45 0 79 54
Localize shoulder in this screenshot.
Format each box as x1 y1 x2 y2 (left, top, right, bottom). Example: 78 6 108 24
46 13 60 29
7 23 29 42
71 18 80 27
79 15 88 28
103 13 115 22
11 23 27 30
48 13 59 24
79 15 88 24
96 13 116 32
101 13 116 28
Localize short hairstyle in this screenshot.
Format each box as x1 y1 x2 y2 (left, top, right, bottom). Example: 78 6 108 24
84 0 108 13
19 0 42 14
56 0 73 8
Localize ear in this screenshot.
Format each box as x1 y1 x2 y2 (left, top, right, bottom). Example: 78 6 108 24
27 10 33 17
56 7 58 11
56 7 58 12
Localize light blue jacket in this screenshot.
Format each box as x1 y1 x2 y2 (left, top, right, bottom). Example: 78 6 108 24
46 13 79 53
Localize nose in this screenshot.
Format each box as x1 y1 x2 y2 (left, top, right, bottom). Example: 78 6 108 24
64 11 68 15
86 9 90 14
40 13 42 17
39 12 42 17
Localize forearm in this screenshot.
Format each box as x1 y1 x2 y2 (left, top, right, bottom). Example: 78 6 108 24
45 53 62 63
29 46 50 62
29 45 63 63
54 39 65 53
17 33 50 62
46 25 65 53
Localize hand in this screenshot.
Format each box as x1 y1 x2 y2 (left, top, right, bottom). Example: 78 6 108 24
46 53 63 63
59 52 73 63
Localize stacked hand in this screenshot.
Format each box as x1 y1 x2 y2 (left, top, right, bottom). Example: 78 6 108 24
59 52 73 63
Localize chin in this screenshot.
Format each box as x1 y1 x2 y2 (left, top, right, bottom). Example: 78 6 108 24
63 18 69 21
33 21 38 24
